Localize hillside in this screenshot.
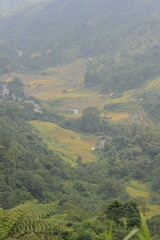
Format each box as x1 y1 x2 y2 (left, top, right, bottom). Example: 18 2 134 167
0 1 160 239
0 0 160 92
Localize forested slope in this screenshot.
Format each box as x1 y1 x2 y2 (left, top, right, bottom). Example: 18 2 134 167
0 0 160 91
0 1 160 239
1 97 160 239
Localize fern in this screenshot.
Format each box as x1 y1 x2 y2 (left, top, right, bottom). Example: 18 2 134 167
0 200 71 240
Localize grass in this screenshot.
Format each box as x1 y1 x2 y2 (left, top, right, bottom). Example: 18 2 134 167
126 180 160 219
29 121 97 164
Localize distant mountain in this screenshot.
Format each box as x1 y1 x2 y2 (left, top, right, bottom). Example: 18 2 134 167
0 0 41 14
0 0 160 91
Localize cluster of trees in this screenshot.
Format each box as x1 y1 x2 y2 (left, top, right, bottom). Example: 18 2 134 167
100 125 160 195
0 199 160 240
140 90 160 123
63 107 111 135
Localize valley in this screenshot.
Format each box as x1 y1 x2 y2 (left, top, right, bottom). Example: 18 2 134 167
0 56 157 168
0 1 160 239
1 57 155 127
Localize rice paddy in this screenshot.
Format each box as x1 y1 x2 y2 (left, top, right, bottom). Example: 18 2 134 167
126 180 160 219
0 59 155 126
29 121 97 164
103 90 134 106
44 58 87 86
145 77 160 91
101 112 129 121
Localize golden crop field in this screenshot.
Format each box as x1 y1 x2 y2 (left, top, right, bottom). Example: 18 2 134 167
1 68 136 125
99 90 134 111
101 112 129 121
29 121 97 164
25 77 64 92
126 180 160 219
33 88 98 100
145 77 160 91
106 90 133 105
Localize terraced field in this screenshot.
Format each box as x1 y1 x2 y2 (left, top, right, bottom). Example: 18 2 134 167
29 121 97 164
101 112 129 121
126 180 160 219
145 77 160 91
0 61 155 126
103 90 134 106
44 58 87 86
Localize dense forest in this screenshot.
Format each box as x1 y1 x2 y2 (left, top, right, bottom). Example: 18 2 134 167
0 0 160 239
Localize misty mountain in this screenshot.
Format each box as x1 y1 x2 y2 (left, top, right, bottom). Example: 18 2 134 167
0 0 160 91
0 0 39 13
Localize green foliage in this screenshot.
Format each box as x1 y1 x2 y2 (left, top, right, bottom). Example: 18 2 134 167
79 107 101 133
0 200 71 240
148 215 160 239
105 200 140 229
105 222 113 240
137 212 151 240
7 77 25 99
0 96 160 213
123 229 139 240
140 90 160 123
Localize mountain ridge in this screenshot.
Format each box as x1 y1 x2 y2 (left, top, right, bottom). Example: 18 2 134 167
0 0 160 91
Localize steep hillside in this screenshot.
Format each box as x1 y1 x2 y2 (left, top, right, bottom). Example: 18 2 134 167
0 0 160 91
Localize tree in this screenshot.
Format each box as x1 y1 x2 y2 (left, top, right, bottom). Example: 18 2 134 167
80 107 101 133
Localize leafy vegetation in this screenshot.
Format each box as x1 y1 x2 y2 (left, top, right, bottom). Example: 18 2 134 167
0 200 70 240
0 0 160 239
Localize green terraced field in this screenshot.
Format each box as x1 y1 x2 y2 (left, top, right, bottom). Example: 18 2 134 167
29 121 97 164
126 180 160 219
